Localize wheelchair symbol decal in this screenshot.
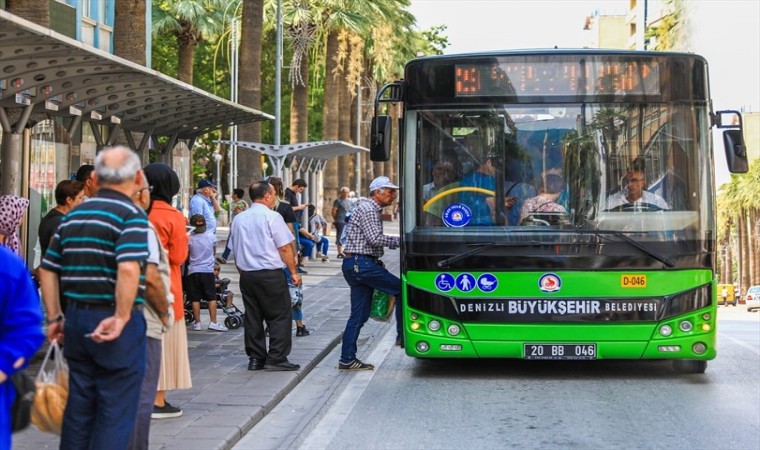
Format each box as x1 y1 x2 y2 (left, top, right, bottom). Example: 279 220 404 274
435 273 455 292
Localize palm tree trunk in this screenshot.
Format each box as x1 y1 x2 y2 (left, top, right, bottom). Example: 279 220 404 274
290 51 309 143
237 0 264 187
739 211 750 290
177 30 196 84
113 0 146 65
321 30 341 217
752 209 759 284
338 53 353 190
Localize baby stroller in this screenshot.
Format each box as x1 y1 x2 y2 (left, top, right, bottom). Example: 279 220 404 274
183 277 245 329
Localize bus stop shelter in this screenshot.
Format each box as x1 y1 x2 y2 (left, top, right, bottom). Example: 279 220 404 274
216 139 368 217
0 9 273 196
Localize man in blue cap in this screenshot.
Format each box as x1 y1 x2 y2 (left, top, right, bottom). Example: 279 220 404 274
190 179 221 235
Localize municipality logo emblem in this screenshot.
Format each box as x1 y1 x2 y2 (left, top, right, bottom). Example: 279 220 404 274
538 273 561 293
442 203 472 227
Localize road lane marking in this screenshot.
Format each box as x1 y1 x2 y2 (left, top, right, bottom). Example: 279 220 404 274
298 326 396 449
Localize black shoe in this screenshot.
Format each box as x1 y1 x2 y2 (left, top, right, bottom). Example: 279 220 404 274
338 359 374 371
297 266 308 275
264 359 300 371
395 337 404 347
151 401 183 419
215 256 227 264
248 358 265 371
296 326 310 337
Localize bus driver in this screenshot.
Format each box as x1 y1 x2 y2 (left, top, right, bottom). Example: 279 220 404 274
606 168 670 210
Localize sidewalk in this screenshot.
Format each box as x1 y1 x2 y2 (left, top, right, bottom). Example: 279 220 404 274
14 222 400 450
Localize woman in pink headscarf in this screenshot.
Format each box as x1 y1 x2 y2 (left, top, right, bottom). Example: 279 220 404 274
0 195 30 257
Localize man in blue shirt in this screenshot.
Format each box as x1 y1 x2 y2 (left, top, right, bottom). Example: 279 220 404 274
189 179 221 235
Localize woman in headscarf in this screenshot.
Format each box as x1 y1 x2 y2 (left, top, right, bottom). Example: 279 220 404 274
142 163 191 419
0 195 30 257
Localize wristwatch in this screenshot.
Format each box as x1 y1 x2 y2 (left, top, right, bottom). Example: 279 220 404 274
46 313 64 325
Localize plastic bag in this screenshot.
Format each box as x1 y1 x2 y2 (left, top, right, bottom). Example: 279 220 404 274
370 290 395 322
31 341 69 435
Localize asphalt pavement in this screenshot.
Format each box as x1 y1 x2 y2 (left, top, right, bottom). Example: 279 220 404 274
14 222 401 450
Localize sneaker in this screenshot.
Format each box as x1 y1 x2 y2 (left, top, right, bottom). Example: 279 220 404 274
297 266 308 275
208 322 229 332
321 255 330 262
224 306 237 314
296 326 310 336
215 256 227 264
338 359 374 371
152 401 183 419
190 321 202 331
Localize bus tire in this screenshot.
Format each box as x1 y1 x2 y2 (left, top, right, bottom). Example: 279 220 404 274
672 359 707 374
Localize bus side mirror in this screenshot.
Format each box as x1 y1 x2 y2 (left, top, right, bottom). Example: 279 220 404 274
723 130 748 173
370 115 391 162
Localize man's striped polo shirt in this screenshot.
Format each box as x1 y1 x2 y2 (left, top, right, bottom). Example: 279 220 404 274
41 188 150 305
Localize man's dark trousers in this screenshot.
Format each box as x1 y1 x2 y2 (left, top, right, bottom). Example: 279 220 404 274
240 269 293 363
60 304 146 450
340 255 401 363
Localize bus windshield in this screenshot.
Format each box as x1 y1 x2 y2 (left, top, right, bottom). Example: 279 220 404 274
409 103 711 236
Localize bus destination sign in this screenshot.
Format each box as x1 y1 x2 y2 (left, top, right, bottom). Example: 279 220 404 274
455 59 660 97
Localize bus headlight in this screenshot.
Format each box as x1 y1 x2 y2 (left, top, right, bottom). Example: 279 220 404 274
692 342 707 354
447 324 461 336
416 341 430 352
702 313 711 321
701 323 711 332
428 320 441 331
659 325 673 336
679 320 693 332
410 322 421 331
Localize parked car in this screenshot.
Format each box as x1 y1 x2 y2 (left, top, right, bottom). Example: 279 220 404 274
745 285 760 312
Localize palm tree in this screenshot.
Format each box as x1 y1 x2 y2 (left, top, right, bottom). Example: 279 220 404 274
153 0 227 84
114 0 147 65
5 0 49 27
236 0 265 187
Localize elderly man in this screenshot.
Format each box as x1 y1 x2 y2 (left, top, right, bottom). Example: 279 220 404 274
39 145 150 449
606 168 670 210
229 181 302 371
339 176 402 371
190 179 221 235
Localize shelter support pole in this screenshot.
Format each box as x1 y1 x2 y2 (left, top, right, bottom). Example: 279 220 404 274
1 132 23 196
67 115 83 137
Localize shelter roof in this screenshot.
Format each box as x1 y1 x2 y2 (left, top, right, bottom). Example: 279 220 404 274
0 10 273 140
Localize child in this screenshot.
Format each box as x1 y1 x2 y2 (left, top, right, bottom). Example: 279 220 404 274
187 214 228 332
307 204 330 262
213 263 234 313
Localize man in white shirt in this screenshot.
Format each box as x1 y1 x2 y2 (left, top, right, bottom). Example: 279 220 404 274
606 168 670 210
228 181 301 371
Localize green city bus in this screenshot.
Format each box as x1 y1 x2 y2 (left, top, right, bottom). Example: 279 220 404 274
370 50 747 373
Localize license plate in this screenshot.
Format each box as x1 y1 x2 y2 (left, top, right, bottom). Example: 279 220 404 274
524 344 597 360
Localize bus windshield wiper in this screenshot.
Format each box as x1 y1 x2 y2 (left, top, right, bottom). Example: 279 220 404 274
607 231 675 268
437 241 542 268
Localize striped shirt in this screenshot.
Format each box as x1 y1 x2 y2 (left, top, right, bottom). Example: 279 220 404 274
342 198 399 258
41 188 150 305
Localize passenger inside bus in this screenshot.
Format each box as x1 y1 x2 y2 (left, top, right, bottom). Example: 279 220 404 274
502 154 536 226
519 174 567 225
459 134 497 225
423 150 462 226
606 167 670 211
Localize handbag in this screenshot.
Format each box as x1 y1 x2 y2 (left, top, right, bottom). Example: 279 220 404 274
10 370 36 432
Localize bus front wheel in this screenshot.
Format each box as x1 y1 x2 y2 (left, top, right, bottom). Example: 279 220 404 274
672 359 707 374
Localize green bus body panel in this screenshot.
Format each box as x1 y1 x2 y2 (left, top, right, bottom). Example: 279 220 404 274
401 270 717 360
405 270 712 297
